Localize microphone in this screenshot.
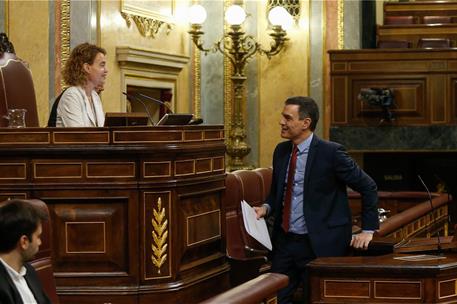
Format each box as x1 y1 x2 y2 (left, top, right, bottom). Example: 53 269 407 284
418 174 442 254
122 92 155 126
136 92 173 114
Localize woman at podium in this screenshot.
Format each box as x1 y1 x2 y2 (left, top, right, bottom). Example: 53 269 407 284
54 43 107 127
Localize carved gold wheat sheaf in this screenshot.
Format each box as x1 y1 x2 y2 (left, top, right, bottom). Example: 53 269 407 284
151 198 168 274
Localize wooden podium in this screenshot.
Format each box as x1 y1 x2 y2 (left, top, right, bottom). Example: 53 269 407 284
309 252 457 303
0 125 228 303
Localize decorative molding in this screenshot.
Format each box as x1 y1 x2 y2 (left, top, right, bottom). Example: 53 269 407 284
151 197 168 274
337 0 344 50
116 46 189 74
60 0 70 89
224 0 233 163
267 0 301 22
120 0 175 38
192 46 202 119
121 12 172 38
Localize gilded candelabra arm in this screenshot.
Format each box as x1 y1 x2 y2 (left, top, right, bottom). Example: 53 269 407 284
258 25 288 59
216 25 261 76
188 24 219 55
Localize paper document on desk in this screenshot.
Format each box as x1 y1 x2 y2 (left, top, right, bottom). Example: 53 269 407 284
241 200 272 250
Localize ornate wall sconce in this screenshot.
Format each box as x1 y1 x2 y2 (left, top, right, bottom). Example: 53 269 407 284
188 4 293 170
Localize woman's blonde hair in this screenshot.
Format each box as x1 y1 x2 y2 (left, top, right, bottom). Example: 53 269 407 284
62 43 106 86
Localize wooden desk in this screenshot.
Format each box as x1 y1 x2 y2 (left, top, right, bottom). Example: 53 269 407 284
0 126 228 303
309 253 457 303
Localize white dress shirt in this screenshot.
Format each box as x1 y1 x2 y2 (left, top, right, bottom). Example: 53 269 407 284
0 257 38 304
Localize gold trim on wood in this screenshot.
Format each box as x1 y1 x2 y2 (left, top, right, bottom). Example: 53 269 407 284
374 280 422 300
186 209 221 247
65 221 106 254
151 197 168 274
52 131 110 144
143 161 172 178
143 191 172 280
337 0 344 50
0 132 51 144
0 163 26 180
439 278 457 299
0 193 27 200
323 279 371 298
86 162 136 178
33 162 83 179
195 157 212 174
192 46 202 119
174 159 196 176
60 0 70 90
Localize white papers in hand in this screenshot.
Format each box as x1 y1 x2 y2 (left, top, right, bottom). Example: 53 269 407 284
241 200 272 251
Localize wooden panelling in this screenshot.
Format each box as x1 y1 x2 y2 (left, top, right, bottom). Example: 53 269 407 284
86 162 135 178
34 162 82 179
351 78 426 124
439 278 457 299
184 130 203 141
143 191 172 280
53 131 109 144
212 157 225 172
332 76 348 123
374 281 422 299
187 209 221 246
50 199 128 273
324 280 370 298
66 222 106 253
377 24 457 48
175 159 195 176
0 163 26 180
113 130 183 143
204 130 223 140
143 161 172 178
0 192 27 201
329 49 457 126
0 131 49 144
430 75 447 123
196 158 212 174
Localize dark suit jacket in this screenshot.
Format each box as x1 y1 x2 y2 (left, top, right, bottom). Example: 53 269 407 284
267 135 379 257
0 262 51 304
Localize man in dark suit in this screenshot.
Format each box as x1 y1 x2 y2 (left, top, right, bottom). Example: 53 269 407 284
0 199 51 304
255 96 379 303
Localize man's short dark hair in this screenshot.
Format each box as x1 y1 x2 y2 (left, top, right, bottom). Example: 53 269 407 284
0 199 48 253
285 96 319 131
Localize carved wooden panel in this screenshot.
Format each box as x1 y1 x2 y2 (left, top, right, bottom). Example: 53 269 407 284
0 162 26 180
49 198 129 273
53 131 109 144
0 131 50 144
187 209 221 246
0 192 27 201
439 278 457 299
143 161 172 178
351 78 426 125
142 191 171 280
374 281 422 300
324 280 370 298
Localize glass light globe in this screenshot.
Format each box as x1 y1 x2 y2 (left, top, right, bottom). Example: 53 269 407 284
189 4 207 25
268 6 293 29
225 5 246 25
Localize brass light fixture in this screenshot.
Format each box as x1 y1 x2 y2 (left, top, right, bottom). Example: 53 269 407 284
188 4 292 171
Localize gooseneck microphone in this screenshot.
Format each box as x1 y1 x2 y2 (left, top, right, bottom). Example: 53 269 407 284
136 92 173 114
418 174 442 254
122 92 155 126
